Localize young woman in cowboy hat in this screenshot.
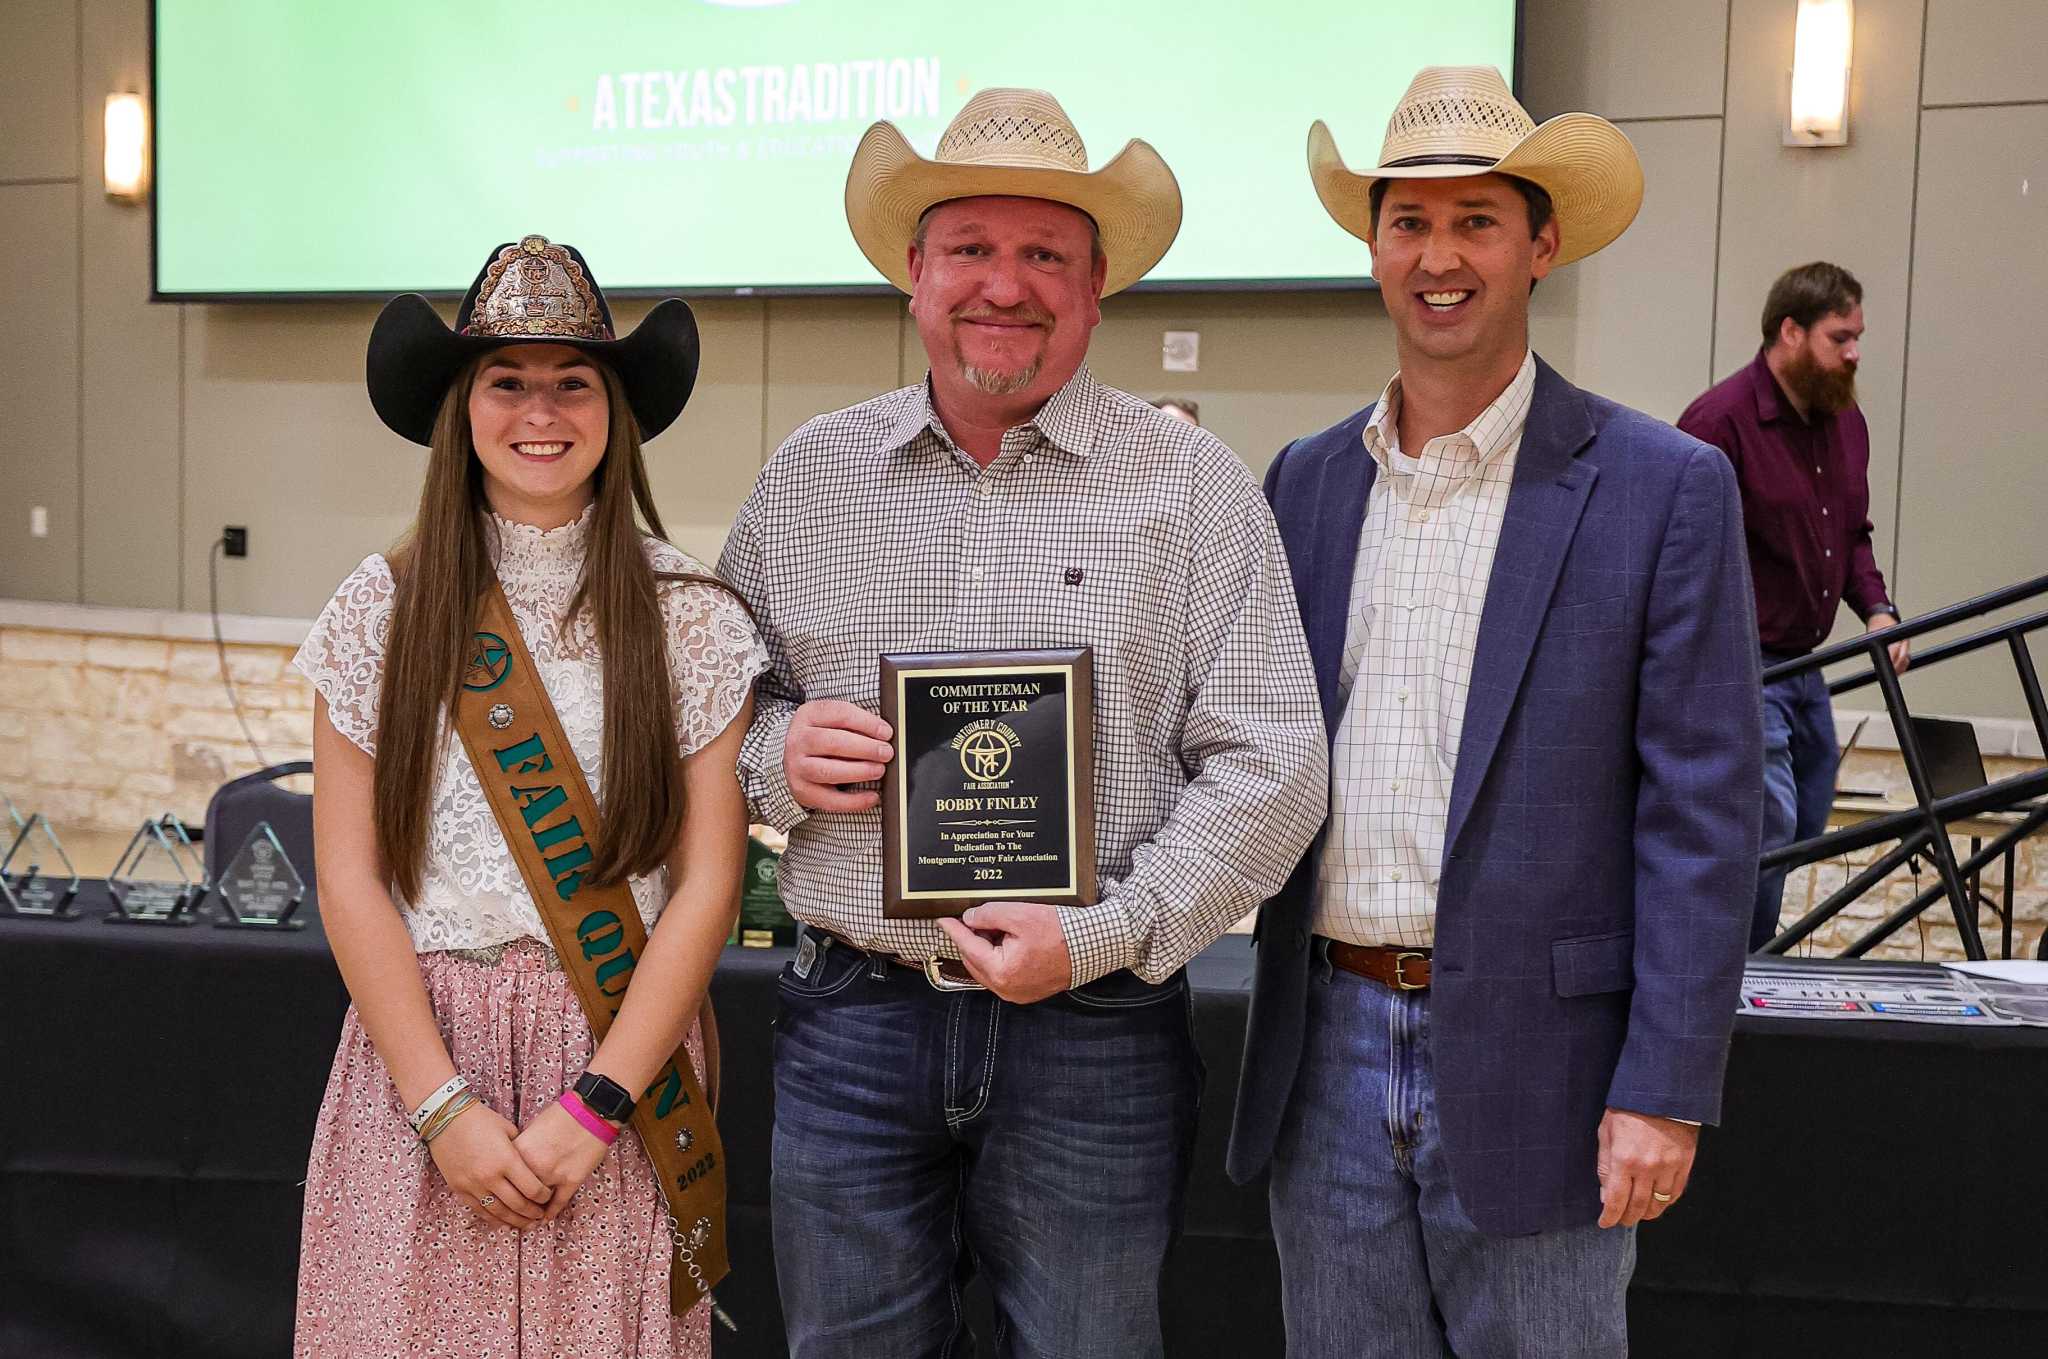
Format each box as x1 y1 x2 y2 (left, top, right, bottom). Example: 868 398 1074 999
290 235 764 1358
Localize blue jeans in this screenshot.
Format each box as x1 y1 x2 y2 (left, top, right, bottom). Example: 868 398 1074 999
1270 954 1635 1358
769 928 1202 1359
1755 657 1839 949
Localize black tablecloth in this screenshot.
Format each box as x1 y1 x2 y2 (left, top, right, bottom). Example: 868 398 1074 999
1 886 347 1358
3 901 2042 1358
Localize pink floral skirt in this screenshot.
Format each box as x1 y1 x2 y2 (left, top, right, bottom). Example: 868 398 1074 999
294 941 710 1358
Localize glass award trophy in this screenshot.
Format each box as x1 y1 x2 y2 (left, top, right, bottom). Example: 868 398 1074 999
159 812 211 901
106 816 205 925
1 812 83 920
214 821 308 930
736 830 795 948
2 788 23 838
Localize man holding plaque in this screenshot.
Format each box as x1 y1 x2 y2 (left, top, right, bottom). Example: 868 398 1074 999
1226 69 1763 1357
719 88 1326 1358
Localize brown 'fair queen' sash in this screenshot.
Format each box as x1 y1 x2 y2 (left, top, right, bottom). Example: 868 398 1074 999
452 582 728 1314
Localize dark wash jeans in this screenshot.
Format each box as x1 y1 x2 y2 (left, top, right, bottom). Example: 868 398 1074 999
769 927 1203 1359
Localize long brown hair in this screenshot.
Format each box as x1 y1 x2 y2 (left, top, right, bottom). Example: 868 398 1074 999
374 351 685 902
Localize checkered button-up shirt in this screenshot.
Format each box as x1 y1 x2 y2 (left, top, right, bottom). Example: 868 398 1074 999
719 367 1327 987
1313 352 1534 948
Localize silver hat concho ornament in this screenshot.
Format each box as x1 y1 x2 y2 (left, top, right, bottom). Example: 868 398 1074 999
488 703 515 730
462 234 612 341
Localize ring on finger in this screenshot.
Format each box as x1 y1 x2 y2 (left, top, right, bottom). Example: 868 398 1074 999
479 1193 497 1207
1650 1190 1674 1204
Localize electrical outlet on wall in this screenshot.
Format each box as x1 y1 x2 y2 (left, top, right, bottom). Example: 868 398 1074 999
29 506 48 538
223 526 249 557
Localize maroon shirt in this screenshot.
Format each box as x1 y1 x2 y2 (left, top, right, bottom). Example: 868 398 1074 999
1678 351 1894 654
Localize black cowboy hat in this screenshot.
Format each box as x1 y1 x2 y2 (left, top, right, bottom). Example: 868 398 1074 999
366 234 699 446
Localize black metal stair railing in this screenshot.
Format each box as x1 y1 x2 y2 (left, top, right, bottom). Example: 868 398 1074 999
1756 573 2048 960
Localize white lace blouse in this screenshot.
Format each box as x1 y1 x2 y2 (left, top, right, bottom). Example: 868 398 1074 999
291 507 768 953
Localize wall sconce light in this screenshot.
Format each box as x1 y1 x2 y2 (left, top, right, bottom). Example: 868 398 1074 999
104 92 149 201
1786 0 1853 147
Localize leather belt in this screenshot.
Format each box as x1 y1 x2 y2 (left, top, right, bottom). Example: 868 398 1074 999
810 926 985 991
1324 938 1433 991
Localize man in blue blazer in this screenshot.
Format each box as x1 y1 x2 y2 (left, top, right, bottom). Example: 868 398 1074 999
1227 68 1763 1356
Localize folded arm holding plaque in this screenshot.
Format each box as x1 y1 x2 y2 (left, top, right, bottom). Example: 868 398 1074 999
880 650 1095 919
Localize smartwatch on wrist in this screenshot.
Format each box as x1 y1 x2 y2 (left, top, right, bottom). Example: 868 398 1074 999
572 1069 636 1123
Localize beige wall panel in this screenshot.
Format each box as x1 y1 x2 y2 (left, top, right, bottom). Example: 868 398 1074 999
762 296 903 453
1526 258 1586 388
1922 0 2048 106
1522 0 1729 121
636 298 763 566
79 0 178 609
0 183 82 602
1716 0 1924 615
896 298 931 402
994 290 1398 479
1893 104 2048 720
0 0 79 182
178 303 410 619
1564 118 1723 422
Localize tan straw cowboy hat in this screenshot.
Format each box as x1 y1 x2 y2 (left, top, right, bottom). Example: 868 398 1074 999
845 87 1182 296
1308 66 1643 267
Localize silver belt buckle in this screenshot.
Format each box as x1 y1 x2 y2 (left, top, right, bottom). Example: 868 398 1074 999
792 930 821 981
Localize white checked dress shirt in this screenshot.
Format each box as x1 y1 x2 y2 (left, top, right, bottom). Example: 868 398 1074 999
1313 352 1535 948
720 367 1327 987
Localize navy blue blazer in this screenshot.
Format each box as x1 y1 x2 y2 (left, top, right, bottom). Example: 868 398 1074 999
1226 358 1764 1236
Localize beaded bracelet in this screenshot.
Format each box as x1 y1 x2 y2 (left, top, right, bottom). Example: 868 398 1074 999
410 1075 470 1133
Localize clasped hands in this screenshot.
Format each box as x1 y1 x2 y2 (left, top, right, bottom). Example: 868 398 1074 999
786 700 1074 1003
427 1097 617 1231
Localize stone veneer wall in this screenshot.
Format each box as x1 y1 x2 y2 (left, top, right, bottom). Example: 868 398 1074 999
1784 748 2045 962
3 619 2043 962
0 625 313 836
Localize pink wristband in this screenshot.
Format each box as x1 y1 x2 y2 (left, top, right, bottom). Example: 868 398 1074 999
558 1089 620 1146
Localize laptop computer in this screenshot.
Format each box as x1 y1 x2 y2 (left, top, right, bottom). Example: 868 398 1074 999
1832 716 1991 802
1907 716 1990 800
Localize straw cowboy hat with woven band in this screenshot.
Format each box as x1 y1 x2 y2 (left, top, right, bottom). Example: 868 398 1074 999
844 87 1182 297
1309 66 1643 267
367 234 700 446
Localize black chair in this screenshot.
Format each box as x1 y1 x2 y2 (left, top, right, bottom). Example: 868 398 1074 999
203 762 316 913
